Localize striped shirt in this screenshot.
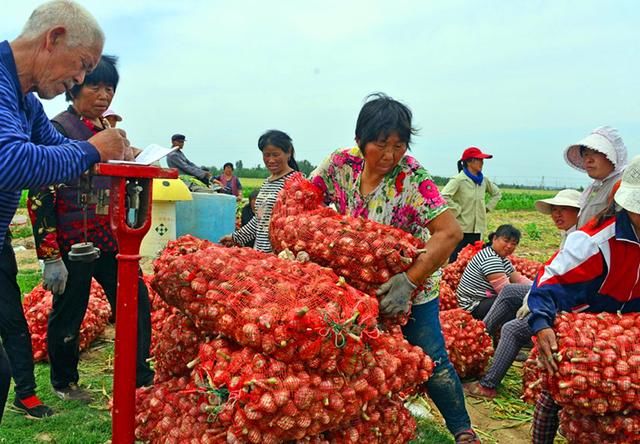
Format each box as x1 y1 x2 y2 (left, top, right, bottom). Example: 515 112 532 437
232 171 295 253
456 246 515 312
0 41 99 250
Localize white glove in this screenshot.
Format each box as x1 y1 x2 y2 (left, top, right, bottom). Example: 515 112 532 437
43 258 68 295
516 292 530 320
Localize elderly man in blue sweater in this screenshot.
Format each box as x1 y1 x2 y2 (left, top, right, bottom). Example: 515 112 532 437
0 0 129 420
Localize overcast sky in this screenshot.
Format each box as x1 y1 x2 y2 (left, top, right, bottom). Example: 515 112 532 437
5 1 640 188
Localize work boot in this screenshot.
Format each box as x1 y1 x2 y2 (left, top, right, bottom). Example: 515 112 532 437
53 383 93 403
13 395 54 419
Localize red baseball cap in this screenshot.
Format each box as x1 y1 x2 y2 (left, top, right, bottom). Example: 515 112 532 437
461 146 493 161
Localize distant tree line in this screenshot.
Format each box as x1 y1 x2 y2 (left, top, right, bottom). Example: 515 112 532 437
203 164 581 191
206 159 317 178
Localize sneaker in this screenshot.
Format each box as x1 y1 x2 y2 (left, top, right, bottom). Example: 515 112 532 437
463 381 497 400
455 429 481 444
53 383 93 402
13 395 54 419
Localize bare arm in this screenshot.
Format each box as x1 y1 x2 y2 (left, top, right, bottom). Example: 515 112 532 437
406 209 462 285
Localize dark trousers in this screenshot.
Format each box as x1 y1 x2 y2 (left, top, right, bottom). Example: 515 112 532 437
482 284 529 338
449 233 482 263
0 343 10 424
470 297 495 320
48 252 154 389
0 242 37 399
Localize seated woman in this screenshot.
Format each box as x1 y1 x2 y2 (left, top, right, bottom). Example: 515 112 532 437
528 156 640 444
456 224 531 320
464 189 581 399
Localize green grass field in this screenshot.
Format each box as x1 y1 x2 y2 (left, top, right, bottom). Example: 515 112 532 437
2 186 565 443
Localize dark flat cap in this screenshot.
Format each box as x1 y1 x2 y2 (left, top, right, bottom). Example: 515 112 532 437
171 133 186 141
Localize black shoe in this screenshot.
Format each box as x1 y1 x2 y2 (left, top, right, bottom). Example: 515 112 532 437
13 396 54 419
53 383 93 402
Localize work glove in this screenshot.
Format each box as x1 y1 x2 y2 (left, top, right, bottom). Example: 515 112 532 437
43 258 68 295
516 292 530 320
376 272 417 316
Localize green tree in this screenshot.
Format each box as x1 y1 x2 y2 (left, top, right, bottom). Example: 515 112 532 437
297 159 316 176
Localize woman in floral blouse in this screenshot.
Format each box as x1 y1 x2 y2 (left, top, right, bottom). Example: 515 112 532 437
310 93 480 444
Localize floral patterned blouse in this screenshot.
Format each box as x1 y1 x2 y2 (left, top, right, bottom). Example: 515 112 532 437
310 147 448 304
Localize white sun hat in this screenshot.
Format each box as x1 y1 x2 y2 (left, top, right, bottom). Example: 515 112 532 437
564 126 628 173
614 155 640 214
102 108 122 122
535 189 582 215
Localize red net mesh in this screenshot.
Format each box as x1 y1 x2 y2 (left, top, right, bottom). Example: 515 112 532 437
23 279 111 362
141 235 435 442
152 238 379 366
528 312 640 415
269 174 425 297
316 395 418 443
134 375 227 444
151 310 205 383
441 242 484 293
439 308 494 379
190 328 430 442
521 343 543 404
560 407 640 443
438 281 458 311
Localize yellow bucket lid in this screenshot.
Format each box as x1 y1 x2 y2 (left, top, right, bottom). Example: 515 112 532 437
153 178 192 201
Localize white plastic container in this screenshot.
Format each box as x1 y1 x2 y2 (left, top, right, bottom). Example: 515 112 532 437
140 179 191 257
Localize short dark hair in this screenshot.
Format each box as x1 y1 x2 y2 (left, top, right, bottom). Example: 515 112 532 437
66 54 119 101
487 224 521 246
355 92 417 153
249 189 259 200
223 162 234 170
258 129 299 171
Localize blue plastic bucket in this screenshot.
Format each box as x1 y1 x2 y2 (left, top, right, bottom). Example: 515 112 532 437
175 192 237 243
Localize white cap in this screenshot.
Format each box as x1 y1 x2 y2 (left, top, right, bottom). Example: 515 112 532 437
535 189 582 214
564 126 628 173
614 155 640 214
102 108 122 121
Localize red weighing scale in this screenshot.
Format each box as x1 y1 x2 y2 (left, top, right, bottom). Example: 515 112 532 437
90 163 177 443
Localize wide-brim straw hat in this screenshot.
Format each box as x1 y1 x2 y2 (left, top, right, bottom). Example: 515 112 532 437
564 126 627 173
535 189 582 214
614 155 640 214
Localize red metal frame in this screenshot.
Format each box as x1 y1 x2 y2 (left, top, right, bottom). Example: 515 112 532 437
94 163 177 444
